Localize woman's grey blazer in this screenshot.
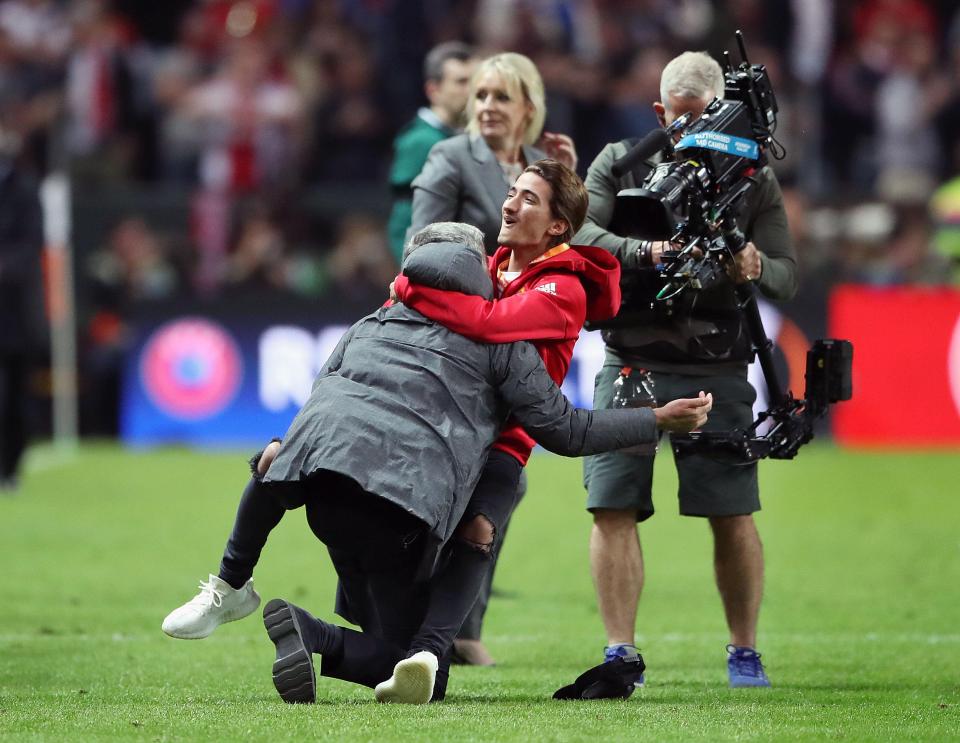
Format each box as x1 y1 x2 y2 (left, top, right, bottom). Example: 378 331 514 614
407 133 546 255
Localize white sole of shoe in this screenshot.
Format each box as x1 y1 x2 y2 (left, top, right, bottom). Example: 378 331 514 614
374 652 437 704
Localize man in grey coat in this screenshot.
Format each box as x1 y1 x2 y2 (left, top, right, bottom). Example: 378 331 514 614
163 222 713 703
258 223 711 706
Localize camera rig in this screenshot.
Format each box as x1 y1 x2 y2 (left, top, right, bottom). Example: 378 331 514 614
671 325 853 463
603 33 853 462
611 31 781 298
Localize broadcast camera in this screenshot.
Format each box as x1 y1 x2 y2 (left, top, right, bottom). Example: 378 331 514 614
600 33 854 462
610 31 781 299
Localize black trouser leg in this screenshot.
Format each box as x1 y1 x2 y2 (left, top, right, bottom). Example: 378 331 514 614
0 355 27 481
317 627 453 701
320 626 406 689
432 652 451 700
415 450 524 648
218 477 287 588
414 541 492 656
303 472 451 699
456 506 517 640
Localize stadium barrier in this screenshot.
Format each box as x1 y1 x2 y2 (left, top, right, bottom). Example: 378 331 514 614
831 285 960 446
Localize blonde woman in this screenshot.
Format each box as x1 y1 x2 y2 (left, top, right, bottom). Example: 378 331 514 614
408 52 577 255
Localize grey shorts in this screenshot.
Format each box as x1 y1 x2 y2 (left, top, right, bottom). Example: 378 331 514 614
583 365 760 521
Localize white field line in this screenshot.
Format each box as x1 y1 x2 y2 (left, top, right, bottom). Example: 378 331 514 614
22 444 78 474
4 631 958 644
0 631 259 643
494 632 960 645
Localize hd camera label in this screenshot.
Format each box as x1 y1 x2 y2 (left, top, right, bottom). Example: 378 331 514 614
676 131 759 160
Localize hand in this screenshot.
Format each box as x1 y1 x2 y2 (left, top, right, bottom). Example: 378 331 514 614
649 240 694 264
653 391 713 432
538 131 578 171
728 241 762 284
389 279 398 302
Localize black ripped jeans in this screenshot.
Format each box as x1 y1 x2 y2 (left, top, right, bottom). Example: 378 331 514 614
302 472 453 700
410 449 524 658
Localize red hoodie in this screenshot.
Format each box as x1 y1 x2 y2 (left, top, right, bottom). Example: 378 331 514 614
393 242 621 465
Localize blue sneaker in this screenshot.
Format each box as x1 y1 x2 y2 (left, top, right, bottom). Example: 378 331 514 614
727 644 771 687
604 644 645 688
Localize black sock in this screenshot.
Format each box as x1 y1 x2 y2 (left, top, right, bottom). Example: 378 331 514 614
320 624 344 667
218 573 247 590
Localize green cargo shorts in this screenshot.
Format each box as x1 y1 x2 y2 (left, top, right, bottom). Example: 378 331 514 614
583 365 759 521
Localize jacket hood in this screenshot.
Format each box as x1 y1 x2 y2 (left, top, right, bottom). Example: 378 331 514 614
490 243 621 322
402 241 494 300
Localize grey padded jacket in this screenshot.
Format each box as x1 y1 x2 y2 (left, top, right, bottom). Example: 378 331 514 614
264 240 658 546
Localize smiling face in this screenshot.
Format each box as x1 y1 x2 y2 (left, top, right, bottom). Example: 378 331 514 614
472 70 532 152
497 171 567 250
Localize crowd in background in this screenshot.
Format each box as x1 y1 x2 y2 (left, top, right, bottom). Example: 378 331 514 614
2 0 960 434
3 0 959 293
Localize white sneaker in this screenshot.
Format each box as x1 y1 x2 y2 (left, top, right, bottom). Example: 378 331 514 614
374 651 438 704
162 574 260 639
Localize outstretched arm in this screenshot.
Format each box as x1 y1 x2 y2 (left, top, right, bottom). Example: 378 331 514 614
393 272 586 343
491 342 711 456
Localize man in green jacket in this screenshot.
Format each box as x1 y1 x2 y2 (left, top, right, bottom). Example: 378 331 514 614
573 51 798 693
387 42 476 264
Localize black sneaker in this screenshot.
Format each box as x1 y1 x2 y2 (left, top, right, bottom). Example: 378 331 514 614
263 599 317 704
553 655 646 700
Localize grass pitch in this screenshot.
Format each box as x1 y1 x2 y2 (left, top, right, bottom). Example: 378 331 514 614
1 443 958 741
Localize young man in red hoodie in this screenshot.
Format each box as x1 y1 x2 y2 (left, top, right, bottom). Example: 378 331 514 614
385 158 622 674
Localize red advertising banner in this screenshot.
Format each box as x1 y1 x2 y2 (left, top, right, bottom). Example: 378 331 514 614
830 285 960 446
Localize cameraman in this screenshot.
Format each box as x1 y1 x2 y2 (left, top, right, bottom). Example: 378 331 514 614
574 51 797 690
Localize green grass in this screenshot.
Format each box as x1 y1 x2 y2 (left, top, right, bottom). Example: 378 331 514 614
1 443 958 741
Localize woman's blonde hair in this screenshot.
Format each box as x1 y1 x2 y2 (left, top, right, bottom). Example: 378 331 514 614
465 52 546 146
